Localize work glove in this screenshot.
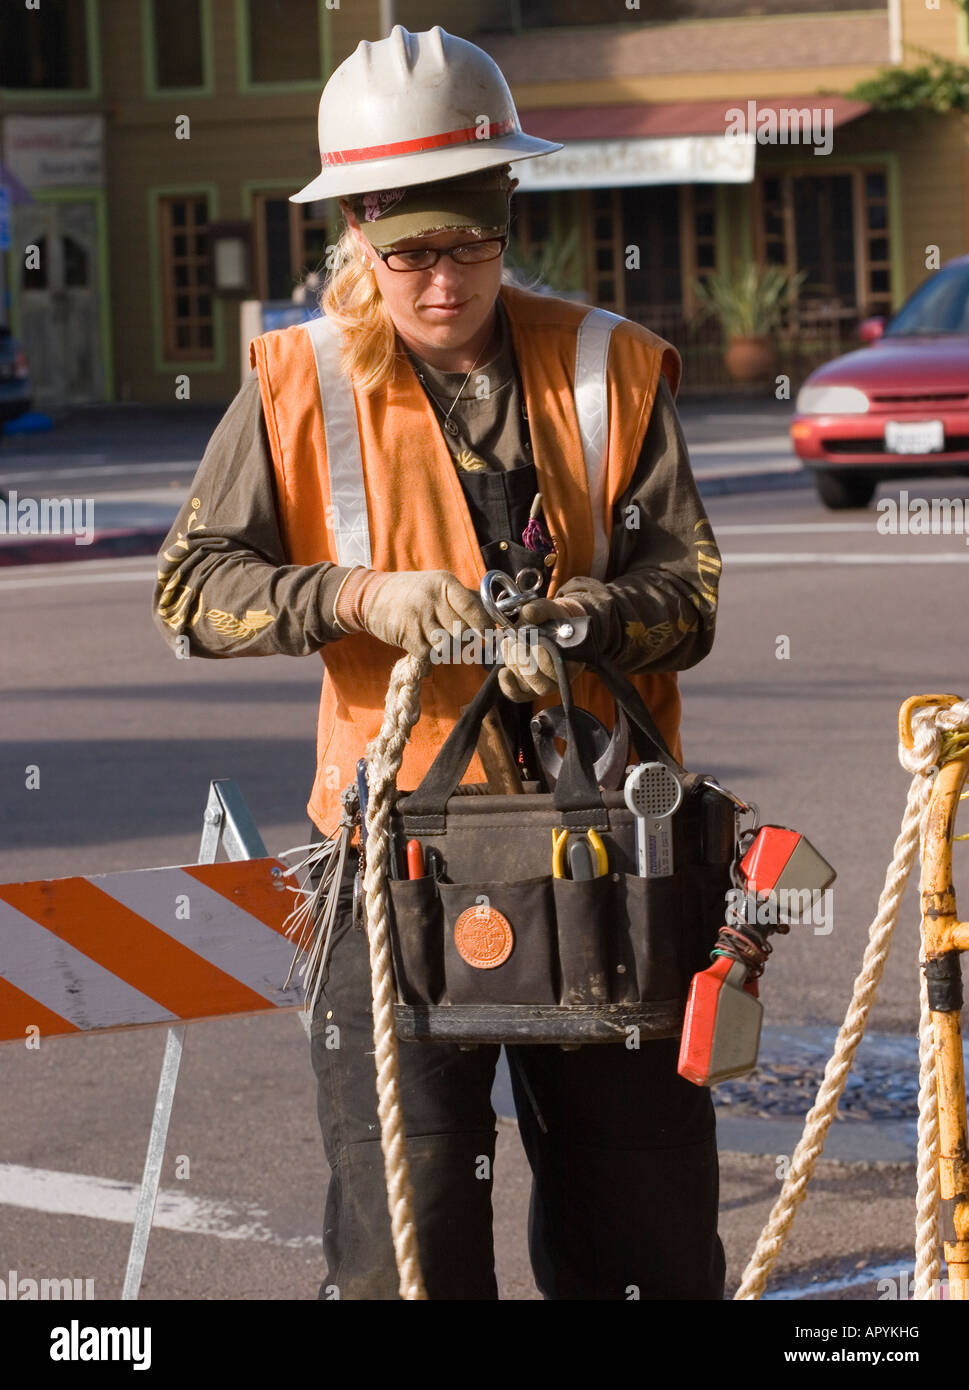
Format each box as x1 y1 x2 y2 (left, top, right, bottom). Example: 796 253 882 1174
355 569 491 659
498 597 585 702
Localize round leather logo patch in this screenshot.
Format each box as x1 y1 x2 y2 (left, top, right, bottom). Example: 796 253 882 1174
453 904 514 970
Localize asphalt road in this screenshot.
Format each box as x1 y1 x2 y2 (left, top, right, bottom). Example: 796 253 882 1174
2 435 968 1305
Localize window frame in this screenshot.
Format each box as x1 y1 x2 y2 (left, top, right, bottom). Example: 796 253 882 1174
141 0 214 100
0 0 101 100
236 0 332 93
246 183 332 301
752 157 901 319
149 185 225 372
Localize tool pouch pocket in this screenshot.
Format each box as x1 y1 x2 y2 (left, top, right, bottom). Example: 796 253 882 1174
387 875 445 1006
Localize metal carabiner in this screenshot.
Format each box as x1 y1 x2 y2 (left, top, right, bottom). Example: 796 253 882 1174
480 569 541 628
479 568 589 650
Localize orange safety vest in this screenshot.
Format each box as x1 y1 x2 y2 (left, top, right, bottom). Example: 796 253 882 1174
251 283 686 832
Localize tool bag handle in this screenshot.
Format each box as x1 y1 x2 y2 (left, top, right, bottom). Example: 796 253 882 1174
399 641 688 833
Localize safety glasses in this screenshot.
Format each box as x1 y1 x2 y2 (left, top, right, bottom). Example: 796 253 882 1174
376 236 507 272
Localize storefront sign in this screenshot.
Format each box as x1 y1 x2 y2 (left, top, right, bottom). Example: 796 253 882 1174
4 115 104 190
514 134 755 190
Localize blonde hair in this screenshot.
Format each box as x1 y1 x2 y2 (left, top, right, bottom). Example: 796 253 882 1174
320 227 398 393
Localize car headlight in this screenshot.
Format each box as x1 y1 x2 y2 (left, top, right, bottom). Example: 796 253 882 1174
795 385 870 415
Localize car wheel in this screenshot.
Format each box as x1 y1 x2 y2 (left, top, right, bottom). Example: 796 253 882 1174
812 469 878 510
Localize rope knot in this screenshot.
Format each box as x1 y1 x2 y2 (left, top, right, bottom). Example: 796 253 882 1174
899 699 969 778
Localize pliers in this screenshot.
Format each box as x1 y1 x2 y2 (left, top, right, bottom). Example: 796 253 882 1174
552 827 609 880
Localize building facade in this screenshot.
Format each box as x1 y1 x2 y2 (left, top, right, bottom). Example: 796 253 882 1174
1 0 967 405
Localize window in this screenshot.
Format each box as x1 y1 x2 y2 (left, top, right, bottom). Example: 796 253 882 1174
576 184 715 320
756 167 893 318
151 0 204 90
246 0 320 84
159 197 214 359
252 194 329 300
0 0 89 90
623 185 682 317
586 189 622 311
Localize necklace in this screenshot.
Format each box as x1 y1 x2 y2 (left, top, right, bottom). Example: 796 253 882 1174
414 343 488 437
418 370 513 436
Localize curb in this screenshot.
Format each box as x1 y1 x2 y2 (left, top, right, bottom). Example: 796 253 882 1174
0 528 170 568
697 467 810 498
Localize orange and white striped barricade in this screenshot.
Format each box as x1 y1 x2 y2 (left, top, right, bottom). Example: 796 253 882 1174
0 779 302 1299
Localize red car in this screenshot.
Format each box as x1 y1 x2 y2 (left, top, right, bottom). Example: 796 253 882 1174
791 255 969 509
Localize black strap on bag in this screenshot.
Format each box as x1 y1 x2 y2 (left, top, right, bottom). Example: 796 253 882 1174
400 639 698 834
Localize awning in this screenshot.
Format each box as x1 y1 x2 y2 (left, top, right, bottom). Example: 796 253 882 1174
514 96 871 190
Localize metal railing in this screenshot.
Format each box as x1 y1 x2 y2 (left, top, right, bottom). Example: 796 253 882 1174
624 299 863 395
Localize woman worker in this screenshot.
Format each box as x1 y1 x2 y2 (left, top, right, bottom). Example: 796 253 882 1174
154 25 724 1301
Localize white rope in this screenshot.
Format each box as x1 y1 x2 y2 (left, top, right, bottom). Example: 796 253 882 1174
735 698 969 1301
362 654 429 1301
913 955 943 1298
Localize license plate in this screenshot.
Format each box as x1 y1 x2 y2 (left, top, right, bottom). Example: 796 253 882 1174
884 419 944 454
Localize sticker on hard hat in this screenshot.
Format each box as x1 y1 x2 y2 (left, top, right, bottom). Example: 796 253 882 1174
453 904 514 969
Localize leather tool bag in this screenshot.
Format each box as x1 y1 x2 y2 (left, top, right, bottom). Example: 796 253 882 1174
387 651 736 1046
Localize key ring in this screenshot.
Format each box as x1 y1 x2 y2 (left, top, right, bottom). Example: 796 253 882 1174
479 568 589 650
480 569 543 628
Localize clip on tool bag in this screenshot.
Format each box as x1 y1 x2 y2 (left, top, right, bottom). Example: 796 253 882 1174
386 643 738 1046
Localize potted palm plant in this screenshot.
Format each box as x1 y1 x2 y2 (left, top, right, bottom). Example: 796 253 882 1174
694 263 807 383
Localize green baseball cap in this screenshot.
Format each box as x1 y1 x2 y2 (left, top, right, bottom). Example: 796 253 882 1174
348 166 514 250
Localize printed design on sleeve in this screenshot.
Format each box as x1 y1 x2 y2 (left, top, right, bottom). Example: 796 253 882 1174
626 613 698 658
694 519 722 610
204 608 275 641
155 497 207 632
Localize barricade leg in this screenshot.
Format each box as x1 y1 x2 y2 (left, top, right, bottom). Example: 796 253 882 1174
120 780 268 1300
121 1024 186 1300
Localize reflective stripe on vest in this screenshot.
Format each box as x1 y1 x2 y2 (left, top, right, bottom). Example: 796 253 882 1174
574 307 623 582
303 316 372 569
305 307 620 574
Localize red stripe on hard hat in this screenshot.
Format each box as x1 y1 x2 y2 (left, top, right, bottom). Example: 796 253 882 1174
321 117 517 167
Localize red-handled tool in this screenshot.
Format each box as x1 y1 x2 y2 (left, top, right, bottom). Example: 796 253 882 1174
406 840 425 880
738 825 835 917
677 955 762 1087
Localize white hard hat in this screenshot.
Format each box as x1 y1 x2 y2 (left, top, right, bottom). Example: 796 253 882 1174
290 25 561 203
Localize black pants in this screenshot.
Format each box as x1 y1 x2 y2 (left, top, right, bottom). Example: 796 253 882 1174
309 849 725 1301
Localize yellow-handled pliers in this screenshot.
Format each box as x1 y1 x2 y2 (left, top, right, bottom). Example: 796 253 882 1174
552 827 609 879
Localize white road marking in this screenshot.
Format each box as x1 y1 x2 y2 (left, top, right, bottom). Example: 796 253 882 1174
723 551 969 564
0 1162 317 1248
0 568 156 591
763 1259 912 1301
690 413 793 423
689 435 794 455
0 462 196 483
716 522 876 534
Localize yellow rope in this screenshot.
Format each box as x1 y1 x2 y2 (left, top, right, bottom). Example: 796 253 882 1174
940 731 969 767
